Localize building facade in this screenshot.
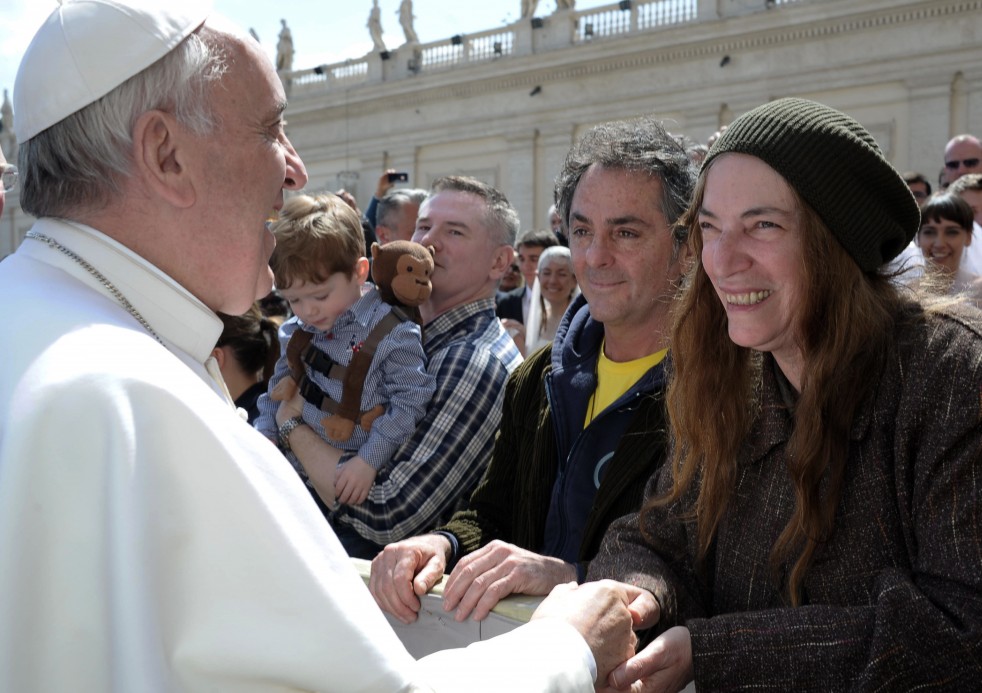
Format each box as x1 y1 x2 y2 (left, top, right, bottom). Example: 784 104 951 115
2 0 981 255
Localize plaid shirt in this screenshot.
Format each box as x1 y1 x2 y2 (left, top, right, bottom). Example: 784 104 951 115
335 297 522 544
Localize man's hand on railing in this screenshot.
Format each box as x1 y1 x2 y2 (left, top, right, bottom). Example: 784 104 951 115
441 540 577 622
370 533 453 624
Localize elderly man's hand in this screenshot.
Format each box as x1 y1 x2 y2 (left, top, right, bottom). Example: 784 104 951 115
442 539 577 622
532 580 658 689
369 534 453 624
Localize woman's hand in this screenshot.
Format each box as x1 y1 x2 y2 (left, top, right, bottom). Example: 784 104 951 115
600 626 693 692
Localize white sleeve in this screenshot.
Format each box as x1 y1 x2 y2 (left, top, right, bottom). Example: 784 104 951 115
0 331 595 693
416 618 596 693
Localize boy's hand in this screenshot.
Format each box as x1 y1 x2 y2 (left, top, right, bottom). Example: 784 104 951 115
335 456 377 505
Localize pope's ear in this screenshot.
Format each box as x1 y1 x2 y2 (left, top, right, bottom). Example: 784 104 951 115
132 109 195 209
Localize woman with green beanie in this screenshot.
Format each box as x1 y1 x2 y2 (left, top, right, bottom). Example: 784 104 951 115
589 98 982 691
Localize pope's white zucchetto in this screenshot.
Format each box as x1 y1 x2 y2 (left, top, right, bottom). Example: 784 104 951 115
13 0 210 142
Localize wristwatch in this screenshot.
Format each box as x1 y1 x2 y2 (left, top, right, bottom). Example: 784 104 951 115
278 416 305 452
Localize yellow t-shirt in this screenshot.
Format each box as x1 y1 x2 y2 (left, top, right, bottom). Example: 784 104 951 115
584 344 668 427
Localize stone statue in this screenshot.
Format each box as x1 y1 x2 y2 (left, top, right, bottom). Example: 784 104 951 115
368 0 386 52
555 0 575 9
1 90 12 132
1 89 14 153
276 19 294 72
398 0 419 45
521 0 540 18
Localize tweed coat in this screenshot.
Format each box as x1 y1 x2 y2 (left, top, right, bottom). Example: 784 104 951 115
590 304 982 691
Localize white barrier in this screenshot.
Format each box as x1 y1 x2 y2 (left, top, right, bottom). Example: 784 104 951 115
351 557 541 658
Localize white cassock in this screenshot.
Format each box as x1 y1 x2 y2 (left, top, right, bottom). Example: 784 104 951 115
0 218 594 692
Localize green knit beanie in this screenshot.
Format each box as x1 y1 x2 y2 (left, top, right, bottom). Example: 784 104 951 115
703 98 920 272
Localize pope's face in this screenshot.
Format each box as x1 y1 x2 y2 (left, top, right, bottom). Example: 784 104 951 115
187 35 308 315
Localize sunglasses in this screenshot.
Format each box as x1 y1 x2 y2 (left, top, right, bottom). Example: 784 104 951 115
944 158 980 170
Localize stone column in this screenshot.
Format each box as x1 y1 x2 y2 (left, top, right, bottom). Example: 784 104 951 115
535 125 576 228
357 144 419 211
960 68 982 139
906 76 951 178
385 144 420 188
504 130 538 231
682 105 722 150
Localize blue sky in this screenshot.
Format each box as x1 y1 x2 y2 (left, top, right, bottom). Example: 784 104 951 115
0 1 609 113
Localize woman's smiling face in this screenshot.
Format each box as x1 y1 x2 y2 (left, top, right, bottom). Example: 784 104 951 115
700 153 806 380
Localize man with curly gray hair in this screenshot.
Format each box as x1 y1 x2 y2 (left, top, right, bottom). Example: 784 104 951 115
370 114 695 627
0 3 649 691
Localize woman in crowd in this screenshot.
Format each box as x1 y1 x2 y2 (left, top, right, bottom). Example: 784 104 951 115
520 246 579 355
915 191 982 306
505 246 578 356
590 98 982 691
214 304 280 423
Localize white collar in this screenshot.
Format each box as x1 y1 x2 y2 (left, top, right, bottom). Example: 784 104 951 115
21 218 223 363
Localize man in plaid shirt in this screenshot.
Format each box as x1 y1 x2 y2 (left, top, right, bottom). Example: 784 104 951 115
278 176 523 558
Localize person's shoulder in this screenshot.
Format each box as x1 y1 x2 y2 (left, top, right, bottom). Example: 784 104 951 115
495 286 525 320
18 324 209 409
432 302 520 369
896 300 982 371
508 343 552 388
381 315 424 350
922 300 982 338
516 341 553 373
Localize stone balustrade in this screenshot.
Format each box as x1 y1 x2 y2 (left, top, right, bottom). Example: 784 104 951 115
283 0 804 96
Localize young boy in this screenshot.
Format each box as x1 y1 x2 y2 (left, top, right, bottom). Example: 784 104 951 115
254 193 435 520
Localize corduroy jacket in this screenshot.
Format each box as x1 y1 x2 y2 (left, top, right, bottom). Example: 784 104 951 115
439 295 669 573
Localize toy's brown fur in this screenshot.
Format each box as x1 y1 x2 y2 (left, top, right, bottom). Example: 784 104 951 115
371 240 434 326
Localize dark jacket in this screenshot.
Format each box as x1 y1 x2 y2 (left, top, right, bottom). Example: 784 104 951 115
440 294 669 575
590 303 982 691
494 286 525 323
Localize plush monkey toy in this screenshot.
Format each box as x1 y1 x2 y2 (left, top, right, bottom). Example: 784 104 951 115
271 241 435 443
370 240 435 325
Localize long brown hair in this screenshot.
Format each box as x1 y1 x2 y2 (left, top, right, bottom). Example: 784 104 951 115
648 159 905 605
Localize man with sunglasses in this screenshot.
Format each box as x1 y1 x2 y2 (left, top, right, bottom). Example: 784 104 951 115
943 134 982 186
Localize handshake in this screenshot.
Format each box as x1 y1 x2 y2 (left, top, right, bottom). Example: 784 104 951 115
370 537 693 691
